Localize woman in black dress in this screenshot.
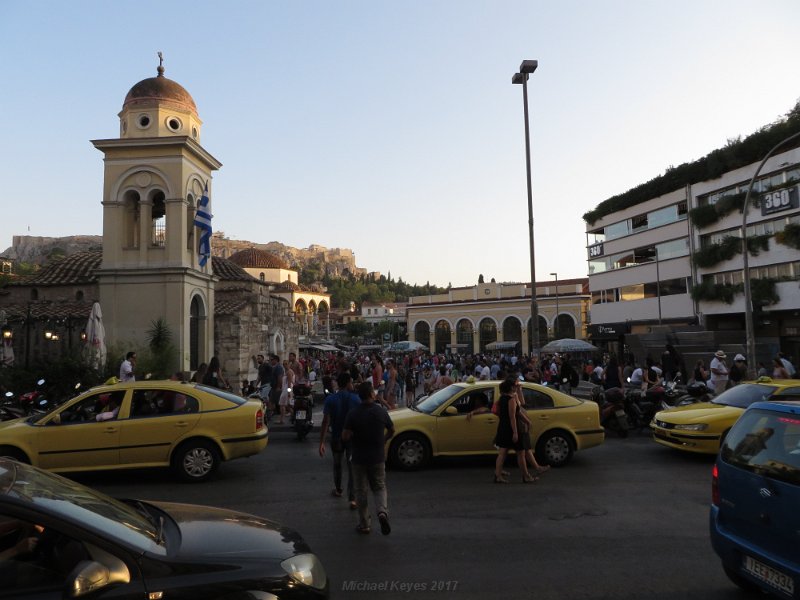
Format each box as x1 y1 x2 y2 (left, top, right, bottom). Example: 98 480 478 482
493 378 535 483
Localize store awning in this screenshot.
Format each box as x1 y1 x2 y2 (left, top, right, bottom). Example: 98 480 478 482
485 341 520 351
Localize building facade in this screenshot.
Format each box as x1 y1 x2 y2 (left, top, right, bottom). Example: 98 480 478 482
585 136 800 364
407 280 590 355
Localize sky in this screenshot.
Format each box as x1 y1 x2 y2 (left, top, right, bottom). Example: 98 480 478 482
1 1 799 288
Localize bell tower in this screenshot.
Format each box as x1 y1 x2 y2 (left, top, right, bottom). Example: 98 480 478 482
92 55 222 371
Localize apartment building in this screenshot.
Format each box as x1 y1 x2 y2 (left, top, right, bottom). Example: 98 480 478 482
585 116 800 364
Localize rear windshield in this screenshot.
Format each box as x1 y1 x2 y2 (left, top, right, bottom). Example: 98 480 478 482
721 408 800 485
711 383 778 409
194 385 247 406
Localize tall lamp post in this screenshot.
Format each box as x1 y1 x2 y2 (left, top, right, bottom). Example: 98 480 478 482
742 129 800 378
550 272 559 340
512 59 539 356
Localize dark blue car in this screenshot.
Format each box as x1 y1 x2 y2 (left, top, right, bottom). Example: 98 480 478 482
710 400 800 598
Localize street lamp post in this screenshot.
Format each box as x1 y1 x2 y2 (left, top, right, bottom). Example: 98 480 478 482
742 129 800 378
512 59 539 356
550 272 559 340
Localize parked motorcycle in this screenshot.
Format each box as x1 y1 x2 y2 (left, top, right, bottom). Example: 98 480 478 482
290 383 314 441
668 381 713 409
624 385 662 430
19 378 48 415
1 391 25 421
594 386 629 438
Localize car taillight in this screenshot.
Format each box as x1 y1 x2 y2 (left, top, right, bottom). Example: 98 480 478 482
256 408 264 430
711 463 719 506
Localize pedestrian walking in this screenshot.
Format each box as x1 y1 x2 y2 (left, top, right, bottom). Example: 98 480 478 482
492 378 535 484
319 372 361 509
709 350 729 394
342 381 395 535
119 351 137 382
203 356 229 390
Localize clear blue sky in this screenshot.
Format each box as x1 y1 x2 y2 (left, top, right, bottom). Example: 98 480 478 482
2 1 798 287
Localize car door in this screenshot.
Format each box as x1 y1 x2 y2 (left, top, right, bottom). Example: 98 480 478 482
35 390 125 470
435 387 497 454
118 388 201 466
520 385 555 441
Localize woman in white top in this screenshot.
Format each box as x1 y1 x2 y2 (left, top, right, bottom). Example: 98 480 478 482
278 360 295 424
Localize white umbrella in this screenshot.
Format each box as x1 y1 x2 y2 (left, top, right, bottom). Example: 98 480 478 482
540 338 599 353
389 341 428 353
85 302 107 370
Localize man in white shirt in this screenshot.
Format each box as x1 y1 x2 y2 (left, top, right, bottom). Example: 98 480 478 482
709 350 729 394
629 366 643 386
119 352 136 382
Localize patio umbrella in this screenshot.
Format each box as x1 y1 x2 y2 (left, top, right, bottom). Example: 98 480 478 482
85 302 107 370
540 338 599 354
389 341 428 353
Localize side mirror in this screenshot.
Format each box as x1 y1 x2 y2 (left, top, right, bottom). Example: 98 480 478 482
444 406 458 416
70 561 110 597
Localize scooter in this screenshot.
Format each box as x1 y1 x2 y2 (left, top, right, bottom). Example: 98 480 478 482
19 379 47 415
291 383 314 441
667 381 712 409
594 386 629 438
1 391 25 421
625 385 662 430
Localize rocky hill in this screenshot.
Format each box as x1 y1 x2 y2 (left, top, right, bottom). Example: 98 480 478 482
2 235 103 264
2 234 370 279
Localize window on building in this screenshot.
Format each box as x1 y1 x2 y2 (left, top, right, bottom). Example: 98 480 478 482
604 220 630 241
631 213 648 232
151 191 166 247
656 237 690 260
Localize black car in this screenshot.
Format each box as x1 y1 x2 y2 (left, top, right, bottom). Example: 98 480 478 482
0 458 328 599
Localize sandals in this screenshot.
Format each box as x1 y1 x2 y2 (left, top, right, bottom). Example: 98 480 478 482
349 500 358 510
493 475 509 484
536 466 551 475
356 525 371 534
331 488 343 497
522 473 539 483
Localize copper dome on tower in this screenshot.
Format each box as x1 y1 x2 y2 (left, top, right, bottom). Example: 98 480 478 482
228 248 290 270
123 61 198 116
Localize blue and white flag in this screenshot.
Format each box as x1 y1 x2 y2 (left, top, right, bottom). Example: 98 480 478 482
194 182 212 267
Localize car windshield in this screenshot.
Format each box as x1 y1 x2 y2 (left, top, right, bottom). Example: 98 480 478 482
711 383 778 409
0 460 165 554
415 385 466 414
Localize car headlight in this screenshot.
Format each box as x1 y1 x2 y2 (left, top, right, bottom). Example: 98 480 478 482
672 423 708 431
281 553 327 590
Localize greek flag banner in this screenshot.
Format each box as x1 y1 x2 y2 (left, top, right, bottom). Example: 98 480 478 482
194 182 212 267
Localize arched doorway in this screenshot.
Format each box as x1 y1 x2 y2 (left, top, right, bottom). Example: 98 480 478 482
527 316 549 349
434 320 451 355
478 318 497 353
189 295 206 370
555 314 576 340
414 321 430 346
502 317 522 350
456 319 474 353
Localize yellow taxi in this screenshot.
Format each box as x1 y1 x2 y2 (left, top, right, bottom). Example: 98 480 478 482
0 380 268 481
651 378 800 455
388 381 604 470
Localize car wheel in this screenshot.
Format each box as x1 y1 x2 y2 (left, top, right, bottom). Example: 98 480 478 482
390 433 430 471
0 446 29 463
535 430 574 467
172 440 220 482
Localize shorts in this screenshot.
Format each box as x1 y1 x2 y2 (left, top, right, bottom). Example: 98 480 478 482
259 385 271 401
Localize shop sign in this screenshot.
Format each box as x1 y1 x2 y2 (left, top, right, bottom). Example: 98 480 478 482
761 186 799 216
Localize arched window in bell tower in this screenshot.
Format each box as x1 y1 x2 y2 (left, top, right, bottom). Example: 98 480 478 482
123 190 141 248
186 194 195 251
151 190 166 247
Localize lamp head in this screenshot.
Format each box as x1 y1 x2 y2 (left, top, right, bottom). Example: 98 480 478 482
511 73 526 85
519 60 538 74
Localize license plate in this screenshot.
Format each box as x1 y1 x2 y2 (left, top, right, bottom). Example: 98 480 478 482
742 555 794 596
295 410 306 420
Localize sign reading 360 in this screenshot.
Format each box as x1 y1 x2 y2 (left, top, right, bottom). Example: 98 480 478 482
762 186 799 215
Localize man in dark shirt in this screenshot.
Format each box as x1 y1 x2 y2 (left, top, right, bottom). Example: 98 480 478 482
319 372 361 507
268 354 284 420
255 354 273 402
342 381 395 535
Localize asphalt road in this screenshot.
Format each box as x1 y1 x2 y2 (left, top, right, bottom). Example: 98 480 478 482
73 419 755 600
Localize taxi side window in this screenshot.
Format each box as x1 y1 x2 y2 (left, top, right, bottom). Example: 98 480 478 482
522 388 554 409
59 391 125 424
131 390 199 417
449 391 494 415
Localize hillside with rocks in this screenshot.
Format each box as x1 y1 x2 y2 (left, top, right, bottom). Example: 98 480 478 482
2 234 371 280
